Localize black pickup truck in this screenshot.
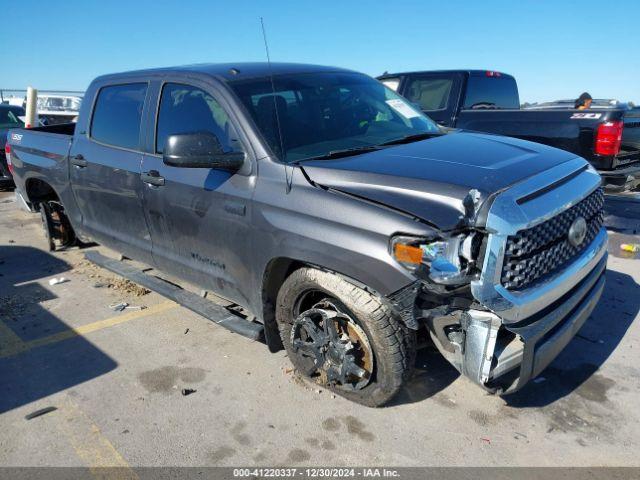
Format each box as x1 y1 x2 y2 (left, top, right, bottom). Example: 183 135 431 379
378 70 640 192
8 63 607 406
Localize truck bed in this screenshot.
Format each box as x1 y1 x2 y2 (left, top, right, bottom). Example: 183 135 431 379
456 108 638 168
7 123 75 200
28 122 77 136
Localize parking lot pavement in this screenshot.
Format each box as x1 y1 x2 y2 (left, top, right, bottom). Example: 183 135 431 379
0 190 639 468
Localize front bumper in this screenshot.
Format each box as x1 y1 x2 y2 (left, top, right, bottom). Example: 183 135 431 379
485 253 606 393
421 249 607 395
406 158 609 394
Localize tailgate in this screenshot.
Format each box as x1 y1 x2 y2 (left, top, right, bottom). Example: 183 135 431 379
618 111 640 166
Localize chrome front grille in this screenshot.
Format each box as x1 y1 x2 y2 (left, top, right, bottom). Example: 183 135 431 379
501 188 605 290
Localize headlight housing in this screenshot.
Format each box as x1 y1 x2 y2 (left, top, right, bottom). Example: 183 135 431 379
391 234 479 285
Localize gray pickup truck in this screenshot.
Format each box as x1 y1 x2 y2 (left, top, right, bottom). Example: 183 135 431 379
7 63 607 406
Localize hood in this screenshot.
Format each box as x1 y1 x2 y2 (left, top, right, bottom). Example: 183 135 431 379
300 132 580 230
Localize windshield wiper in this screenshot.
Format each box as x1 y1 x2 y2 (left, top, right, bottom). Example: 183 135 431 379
300 145 383 161
379 132 443 146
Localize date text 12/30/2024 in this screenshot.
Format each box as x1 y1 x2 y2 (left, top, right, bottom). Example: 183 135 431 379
233 468 400 478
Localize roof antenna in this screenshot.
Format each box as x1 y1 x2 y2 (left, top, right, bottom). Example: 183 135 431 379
260 17 292 193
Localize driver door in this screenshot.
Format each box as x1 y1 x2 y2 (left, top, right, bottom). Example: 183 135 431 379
140 80 256 307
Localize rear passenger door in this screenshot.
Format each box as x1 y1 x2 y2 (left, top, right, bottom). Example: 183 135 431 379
140 79 256 307
401 73 463 127
69 81 154 264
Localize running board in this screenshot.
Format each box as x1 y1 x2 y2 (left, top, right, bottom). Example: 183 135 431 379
84 251 264 342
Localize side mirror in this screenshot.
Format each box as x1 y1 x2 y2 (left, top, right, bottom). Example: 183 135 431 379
162 132 245 172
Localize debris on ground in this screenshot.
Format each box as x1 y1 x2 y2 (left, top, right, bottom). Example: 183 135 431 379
92 282 109 288
110 302 129 312
48 277 69 286
73 259 150 296
109 302 146 312
621 243 640 253
184 328 189 334
24 406 57 420
181 388 197 396
480 437 491 445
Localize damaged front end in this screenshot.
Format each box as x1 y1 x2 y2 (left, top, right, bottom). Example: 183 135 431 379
387 159 608 394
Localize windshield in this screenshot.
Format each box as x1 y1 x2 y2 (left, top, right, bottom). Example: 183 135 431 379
230 72 440 162
0 106 24 129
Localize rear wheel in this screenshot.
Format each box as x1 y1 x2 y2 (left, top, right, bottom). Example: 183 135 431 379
39 201 76 251
276 268 416 407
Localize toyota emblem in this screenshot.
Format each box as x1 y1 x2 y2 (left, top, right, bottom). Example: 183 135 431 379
568 216 588 247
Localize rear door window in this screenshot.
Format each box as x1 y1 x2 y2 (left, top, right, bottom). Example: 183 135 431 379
90 83 147 150
463 76 519 110
404 77 454 111
155 83 241 154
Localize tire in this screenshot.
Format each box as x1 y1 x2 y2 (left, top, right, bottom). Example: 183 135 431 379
40 203 57 251
276 267 416 407
39 201 76 251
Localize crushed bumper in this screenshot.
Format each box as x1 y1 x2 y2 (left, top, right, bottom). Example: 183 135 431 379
417 253 606 395
486 253 606 393
407 159 609 394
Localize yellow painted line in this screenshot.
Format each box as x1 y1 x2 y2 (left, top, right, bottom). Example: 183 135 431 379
0 300 177 358
56 397 139 479
0 317 26 355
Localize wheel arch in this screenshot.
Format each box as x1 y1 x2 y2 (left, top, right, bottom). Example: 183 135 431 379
261 257 305 352
260 256 391 353
24 177 60 205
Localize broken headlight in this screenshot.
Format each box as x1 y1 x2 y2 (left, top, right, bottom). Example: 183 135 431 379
390 234 479 285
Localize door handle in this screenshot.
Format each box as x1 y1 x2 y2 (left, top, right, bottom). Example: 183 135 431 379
141 170 165 187
71 154 88 168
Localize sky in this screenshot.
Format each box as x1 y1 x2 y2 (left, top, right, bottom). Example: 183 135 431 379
1 0 638 104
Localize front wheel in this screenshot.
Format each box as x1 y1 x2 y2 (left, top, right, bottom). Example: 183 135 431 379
276 268 416 407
